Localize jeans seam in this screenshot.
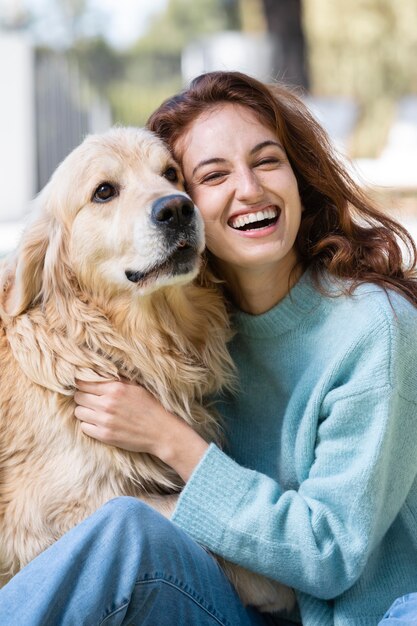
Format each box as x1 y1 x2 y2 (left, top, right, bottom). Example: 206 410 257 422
100 601 129 625
98 578 231 626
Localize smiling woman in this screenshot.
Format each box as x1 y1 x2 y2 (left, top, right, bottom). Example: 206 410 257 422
146 72 417 625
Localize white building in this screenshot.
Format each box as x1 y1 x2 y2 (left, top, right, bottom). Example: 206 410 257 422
0 31 112 256
0 33 35 222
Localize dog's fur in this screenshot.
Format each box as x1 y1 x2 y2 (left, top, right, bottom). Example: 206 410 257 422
0 127 293 612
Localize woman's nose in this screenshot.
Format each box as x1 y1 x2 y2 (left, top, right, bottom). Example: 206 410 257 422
235 169 263 202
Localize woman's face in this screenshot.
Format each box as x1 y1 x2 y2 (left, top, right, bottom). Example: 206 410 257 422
177 103 302 278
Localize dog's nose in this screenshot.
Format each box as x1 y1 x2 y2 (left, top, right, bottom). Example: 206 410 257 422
151 195 195 229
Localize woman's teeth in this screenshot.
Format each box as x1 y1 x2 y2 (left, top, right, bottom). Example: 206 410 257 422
229 207 279 230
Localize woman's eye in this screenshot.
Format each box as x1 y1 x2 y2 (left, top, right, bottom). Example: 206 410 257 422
93 183 118 203
163 167 179 183
255 157 280 167
201 172 227 183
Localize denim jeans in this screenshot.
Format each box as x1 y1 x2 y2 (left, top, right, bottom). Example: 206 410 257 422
0 497 283 626
378 593 417 625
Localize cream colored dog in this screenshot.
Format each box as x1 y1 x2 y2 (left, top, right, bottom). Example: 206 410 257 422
0 127 293 612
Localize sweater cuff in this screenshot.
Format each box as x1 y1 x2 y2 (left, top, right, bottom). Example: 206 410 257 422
172 443 254 547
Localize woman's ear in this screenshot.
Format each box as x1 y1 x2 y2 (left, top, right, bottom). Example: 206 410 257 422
2 209 52 317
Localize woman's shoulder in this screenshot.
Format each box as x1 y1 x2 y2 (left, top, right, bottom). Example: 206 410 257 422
320 273 417 328
316 275 417 401
317 275 417 373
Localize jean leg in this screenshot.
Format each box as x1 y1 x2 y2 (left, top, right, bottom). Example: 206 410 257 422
378 593 417 625
0 497 269 626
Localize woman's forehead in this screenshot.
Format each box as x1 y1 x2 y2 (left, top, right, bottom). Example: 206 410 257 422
175 103 280 161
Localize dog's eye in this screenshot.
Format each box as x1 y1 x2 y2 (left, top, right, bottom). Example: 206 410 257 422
163 167 179 183
93 183 118 203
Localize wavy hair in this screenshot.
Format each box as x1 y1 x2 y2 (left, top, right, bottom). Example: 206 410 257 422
147 70 417 304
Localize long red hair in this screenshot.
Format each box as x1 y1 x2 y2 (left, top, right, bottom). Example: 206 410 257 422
147 71 417 304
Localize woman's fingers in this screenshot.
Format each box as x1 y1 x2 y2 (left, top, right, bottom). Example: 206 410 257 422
74 404 98 424
78 420 103 441
75 379 115 395
74 405 115 444
73 390 102 409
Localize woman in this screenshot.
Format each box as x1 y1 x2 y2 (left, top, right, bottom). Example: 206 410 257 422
1 71 417 626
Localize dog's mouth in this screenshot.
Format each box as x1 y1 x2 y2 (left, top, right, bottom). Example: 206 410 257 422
125 241 200 286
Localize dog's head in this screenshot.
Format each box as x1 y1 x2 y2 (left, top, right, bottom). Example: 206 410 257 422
2 127 204 317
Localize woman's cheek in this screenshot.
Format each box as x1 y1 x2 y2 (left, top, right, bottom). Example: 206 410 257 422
193 195 215 223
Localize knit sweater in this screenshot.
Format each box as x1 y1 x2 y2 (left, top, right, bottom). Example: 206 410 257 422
172 270 417 626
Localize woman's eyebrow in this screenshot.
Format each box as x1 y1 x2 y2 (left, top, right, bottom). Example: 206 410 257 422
250 140 284 154
192 158 227 177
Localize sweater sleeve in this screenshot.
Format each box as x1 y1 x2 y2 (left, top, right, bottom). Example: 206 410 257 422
172 315 417 599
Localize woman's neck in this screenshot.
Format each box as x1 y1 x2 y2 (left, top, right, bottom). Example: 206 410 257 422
217 254 302 315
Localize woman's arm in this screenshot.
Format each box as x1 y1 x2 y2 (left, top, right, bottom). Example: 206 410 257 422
171 305 417 598
74 379 209 481
172 386 417 598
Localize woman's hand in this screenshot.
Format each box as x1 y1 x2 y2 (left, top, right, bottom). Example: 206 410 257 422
74 379 209 482
74 379 170 454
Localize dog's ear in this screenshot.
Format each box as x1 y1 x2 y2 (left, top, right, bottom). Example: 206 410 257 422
2 208 53 317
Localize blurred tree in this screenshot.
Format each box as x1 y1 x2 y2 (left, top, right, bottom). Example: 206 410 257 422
59 0 88 41
305 0 417 98
106 0 311 125
260 0 309 87
223 0 242 29
71 37 125 94
17 0 107 48
108 0 230 126
239 0 268 33
24 0 311 126
304 0 417 156
19 0 417 160
132 0 228 54
0 0 31 30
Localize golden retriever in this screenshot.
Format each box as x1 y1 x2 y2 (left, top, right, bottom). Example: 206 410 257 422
0 127 293 612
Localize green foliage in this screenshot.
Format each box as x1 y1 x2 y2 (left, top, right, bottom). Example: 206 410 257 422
108 78 183 127
71 38 125 94
304 0 417 156
38 0 417 158
101 0 231 126
132 0 229 54
33 0 253 128
304 0 417 98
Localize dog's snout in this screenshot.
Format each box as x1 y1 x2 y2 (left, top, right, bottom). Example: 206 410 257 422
151 195 195 229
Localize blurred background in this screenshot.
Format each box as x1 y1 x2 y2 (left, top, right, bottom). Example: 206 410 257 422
0 0 416 254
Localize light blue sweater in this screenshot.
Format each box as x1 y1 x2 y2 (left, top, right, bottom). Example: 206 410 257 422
172 270 417 625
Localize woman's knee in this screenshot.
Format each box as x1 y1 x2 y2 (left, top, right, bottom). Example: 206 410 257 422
103 496 151 516
96 497 215 582
99 497 165 528
97 497 175 543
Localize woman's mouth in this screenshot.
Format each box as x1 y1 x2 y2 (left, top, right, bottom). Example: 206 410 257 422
228 206 280 231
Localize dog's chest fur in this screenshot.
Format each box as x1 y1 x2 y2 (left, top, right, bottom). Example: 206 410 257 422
0 286 230 579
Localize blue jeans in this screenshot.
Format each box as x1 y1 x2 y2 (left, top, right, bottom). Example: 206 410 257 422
0 497 281 626
379 593 417 625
